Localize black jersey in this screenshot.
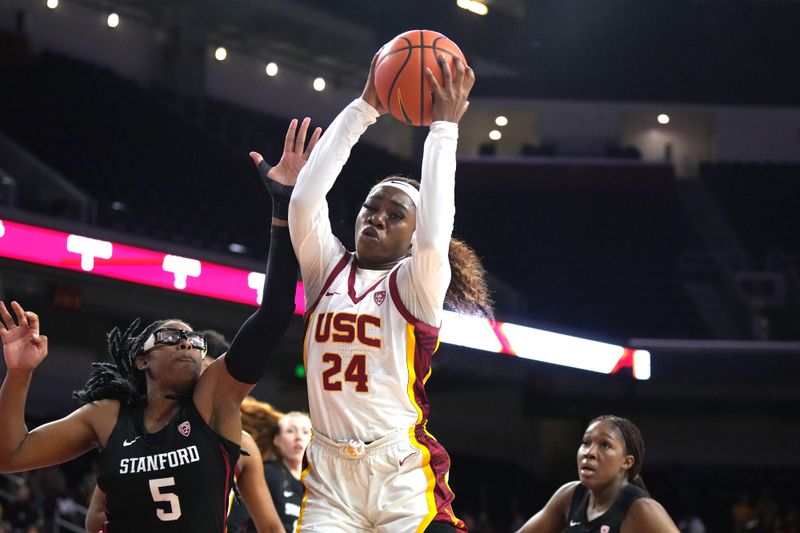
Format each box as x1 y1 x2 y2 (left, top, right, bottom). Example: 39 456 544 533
565 482 648 533
264 459 304 533
97 398 240 533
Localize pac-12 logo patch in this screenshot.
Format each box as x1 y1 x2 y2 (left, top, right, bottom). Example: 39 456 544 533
600 526 610 533
178 421 191 437
374 290 386 306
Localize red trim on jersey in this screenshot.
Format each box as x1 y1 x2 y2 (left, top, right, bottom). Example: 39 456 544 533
219 444 234 530
304 252 351 321
390 267 461 529
393 267 441 424
389 269 441 347
409 324 439 421
347 260 390 304
414 426 468 531
388 268 421 326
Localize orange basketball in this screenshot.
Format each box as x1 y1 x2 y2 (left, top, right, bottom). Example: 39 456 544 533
374 29 467 127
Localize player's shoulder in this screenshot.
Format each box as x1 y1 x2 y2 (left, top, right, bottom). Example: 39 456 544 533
623 497 679 532
80 398 122 418
240 430 257 448
78 399 122 448
239 432 261 458
549 481 581 512
556 481 580 498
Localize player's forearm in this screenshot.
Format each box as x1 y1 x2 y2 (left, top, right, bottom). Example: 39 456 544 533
224 225 297 384
0 369 34 470
248 503 286 533
289 98 377 292
405 121 457 314
291 98 378 214
416 121 457 252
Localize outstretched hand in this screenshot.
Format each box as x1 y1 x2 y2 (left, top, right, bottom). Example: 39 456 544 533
0 301 48 372
425 55 475 124
249 117 322 187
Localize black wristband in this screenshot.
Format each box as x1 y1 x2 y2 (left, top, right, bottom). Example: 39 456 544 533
257 159 294 220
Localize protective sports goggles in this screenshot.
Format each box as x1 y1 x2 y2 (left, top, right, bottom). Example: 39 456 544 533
141 328 207 354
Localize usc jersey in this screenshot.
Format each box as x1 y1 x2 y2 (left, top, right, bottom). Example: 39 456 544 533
303 253 440 443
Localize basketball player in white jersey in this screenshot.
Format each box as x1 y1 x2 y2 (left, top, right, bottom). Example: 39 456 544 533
288 52 492 532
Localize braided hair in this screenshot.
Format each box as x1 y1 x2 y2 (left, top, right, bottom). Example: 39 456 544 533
591 414 648 492
376 176 495 320
72 318 187 406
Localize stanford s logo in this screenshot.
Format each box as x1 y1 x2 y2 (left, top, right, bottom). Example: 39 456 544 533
374 291 386 306
600 526 610 533
178 421 191 437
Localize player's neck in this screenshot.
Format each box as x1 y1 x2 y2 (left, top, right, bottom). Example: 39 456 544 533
142 392 181 433
588 479 627 519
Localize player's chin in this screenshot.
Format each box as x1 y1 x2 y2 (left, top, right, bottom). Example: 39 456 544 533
175 363 201 384
356 239 384 261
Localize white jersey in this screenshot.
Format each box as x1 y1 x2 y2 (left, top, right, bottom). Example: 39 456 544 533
303 253 441 442
289 98 458 443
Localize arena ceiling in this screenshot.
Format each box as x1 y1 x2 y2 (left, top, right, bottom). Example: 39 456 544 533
84 0 800 106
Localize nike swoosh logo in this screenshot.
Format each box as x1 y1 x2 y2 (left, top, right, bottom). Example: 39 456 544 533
399 450 420 466
283 490 294 497
325 291 339 296
123 436 141 447
569 520 581 526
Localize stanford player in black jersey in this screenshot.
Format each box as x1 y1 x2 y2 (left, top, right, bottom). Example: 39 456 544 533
85 332 286 533
516 416 679 533
0 118 320 532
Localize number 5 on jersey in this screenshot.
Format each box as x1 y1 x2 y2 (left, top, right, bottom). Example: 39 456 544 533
322 353 368 392
149 477 182 521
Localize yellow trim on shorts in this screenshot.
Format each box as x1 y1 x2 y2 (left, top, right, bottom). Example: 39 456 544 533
404 323 438 532
296 434 314 532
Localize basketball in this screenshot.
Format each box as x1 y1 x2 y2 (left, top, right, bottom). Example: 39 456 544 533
374 29 467 127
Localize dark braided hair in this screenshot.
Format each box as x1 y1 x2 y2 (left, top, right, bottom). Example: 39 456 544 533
72 318 187 406
591 414 648 492
375 176 495 320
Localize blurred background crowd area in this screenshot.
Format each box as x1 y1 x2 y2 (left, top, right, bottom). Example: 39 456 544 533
1 0 799 531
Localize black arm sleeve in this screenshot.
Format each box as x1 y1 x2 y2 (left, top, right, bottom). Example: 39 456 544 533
224 225 298 384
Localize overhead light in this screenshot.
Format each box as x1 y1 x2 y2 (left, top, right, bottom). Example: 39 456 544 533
265 62 278 77
46 0 58 9
214 46 227 61
657 113 670 125
107 13 119 28
489 130 502 140
313 77 326 92
495 116 508 127
456 0 488 16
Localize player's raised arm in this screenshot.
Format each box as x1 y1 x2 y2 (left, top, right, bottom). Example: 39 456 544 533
0 301 104 473
194 118 319 443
